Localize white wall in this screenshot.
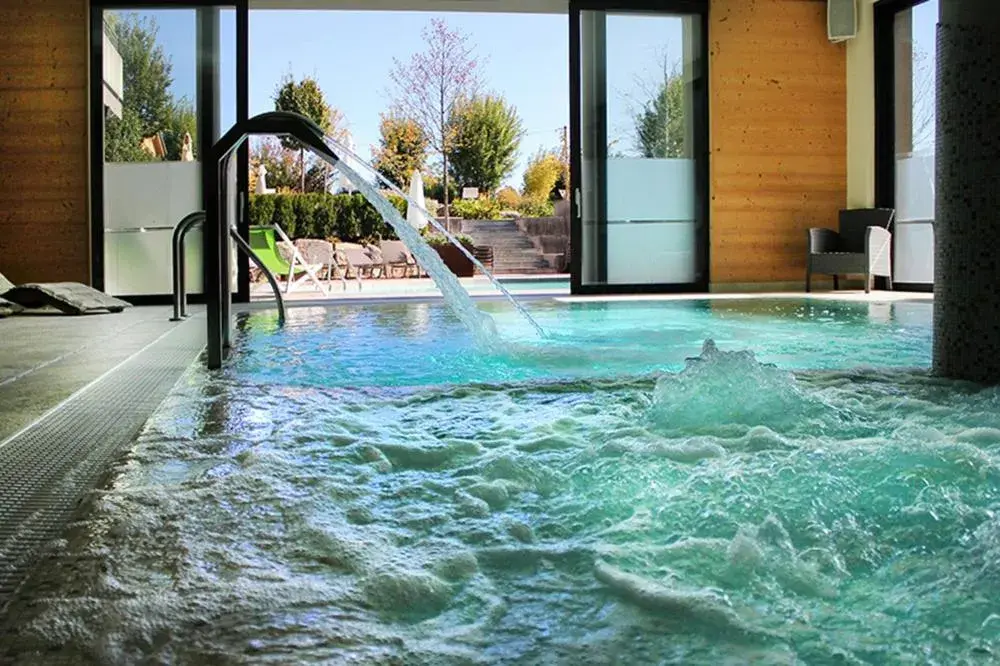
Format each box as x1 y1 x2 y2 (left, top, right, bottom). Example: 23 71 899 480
102 33 123 118
847 0 877 208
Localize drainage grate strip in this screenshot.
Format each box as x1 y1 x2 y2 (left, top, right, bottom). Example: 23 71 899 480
0 318 204 607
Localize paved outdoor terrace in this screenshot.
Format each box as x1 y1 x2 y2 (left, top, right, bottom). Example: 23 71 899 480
250 273 573 301
250 273 933 305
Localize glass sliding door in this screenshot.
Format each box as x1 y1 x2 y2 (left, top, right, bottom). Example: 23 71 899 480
92 2 239 299
892 0 937 288
570 1 708 293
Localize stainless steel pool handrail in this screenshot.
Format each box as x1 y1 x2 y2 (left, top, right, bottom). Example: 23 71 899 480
171 211 286 325
171 212 205 321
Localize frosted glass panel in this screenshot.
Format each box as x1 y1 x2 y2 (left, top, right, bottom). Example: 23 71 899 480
894 222 935 284
895 151 934 221
104 162 203 296
106 162 201 231
607 158 695 222
105 229 203 296
607 222 695 284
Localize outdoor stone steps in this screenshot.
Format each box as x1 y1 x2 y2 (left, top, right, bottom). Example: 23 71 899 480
459 219 560 275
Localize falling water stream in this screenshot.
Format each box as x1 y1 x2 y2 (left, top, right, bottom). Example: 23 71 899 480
317 134 547 345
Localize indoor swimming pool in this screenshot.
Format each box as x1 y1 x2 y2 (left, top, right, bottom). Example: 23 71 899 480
5 297 1000 664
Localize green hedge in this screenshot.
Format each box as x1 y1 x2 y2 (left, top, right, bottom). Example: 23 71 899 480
424 233 477 251
249 192 408 243
450 197 503 220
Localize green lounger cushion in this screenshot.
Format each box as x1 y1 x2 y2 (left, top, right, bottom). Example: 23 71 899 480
249 227 292 276
3 283 131 315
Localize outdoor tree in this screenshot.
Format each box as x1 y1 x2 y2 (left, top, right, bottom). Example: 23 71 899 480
496 186 521 210
104 13 173 161
522 149 564 201
910 45 936 151
108 14 172 134
103 13 199 162
633 67 686 159
447 94 524 193
372 111 428 188
556 124 570 193
162 99 197 161
250 136 300 192
389 18 482 220
105 106 156 163
273 74 345 192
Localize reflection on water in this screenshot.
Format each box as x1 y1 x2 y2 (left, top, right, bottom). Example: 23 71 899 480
234 299 933 389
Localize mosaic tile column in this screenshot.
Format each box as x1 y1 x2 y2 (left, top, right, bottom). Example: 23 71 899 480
933 0 1000 383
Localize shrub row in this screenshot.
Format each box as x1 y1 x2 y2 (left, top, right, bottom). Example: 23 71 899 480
249 192 408 243
449 197 503 220
449 195 555 220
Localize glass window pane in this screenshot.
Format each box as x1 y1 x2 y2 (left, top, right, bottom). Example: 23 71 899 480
578 11 703 287
893 0 937 285
102 9 203 297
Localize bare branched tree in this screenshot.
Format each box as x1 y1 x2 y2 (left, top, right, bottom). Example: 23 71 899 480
388 19 482 221
911 45 936 151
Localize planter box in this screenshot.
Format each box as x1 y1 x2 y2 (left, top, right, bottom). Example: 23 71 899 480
433 244 475 277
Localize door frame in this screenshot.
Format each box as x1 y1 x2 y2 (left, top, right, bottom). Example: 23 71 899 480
568 0 709 295
88 0 249 303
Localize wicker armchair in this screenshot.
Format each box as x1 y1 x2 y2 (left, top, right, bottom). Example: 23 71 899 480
807 208 895 293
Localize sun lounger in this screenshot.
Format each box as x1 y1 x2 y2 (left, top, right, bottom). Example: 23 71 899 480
0 297 23 318
249 226 293 279
379 240 420 278
335 243 383 289
251 225 329 295
0 274 131 315
294 238 347 291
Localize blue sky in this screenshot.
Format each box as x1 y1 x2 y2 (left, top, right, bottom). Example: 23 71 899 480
113 4 939 181
247 9 571 184
112 8 689 186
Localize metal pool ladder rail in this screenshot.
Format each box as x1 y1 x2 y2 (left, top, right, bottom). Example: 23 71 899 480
171 210 286 324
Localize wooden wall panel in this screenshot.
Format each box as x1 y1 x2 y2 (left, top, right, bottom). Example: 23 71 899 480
0 0 89 285
710 0 847 285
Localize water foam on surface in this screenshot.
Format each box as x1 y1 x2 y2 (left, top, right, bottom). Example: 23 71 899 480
648 339 830 436
10 301 1000 663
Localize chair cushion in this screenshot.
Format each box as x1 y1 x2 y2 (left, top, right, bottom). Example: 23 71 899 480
810 253 867 275
380 240 412 264
0 296 23 318
294 239 334 264
340 246 375 267
0 272 15 294
276 241 295 264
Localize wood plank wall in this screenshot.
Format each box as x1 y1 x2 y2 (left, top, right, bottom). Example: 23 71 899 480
0 0 90 285
709 0 847 286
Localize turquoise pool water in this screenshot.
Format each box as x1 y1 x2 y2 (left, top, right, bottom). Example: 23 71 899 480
7 297 1000 664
